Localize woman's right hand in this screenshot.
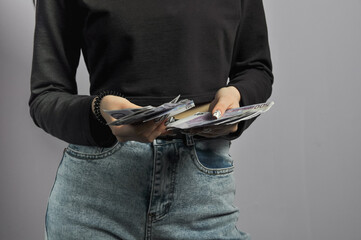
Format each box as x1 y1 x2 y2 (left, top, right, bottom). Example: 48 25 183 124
92 95 168 143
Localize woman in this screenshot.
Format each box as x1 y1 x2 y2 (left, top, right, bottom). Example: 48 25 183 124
29 0 273 239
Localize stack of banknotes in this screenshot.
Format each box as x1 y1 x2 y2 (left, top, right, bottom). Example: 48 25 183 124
104 95 274 131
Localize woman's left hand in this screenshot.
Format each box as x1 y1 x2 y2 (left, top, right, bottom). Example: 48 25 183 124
189 86 241 138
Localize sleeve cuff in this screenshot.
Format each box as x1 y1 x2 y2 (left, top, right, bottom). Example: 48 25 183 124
87 97 117 147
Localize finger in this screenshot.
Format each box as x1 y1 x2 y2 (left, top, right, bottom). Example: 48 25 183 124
229 123 238 133
141 120 167 141
116 135 130 143
123 101 142 109
188 127 214 136
137 120 163 133
159 129 174 136
206 124 238 133
157 121 168 135
211 100 231 119
112 124 137 140
208 99 218 114
148 120 167 135
210 124 238 134
112 120 160 141
106 96 141 109
192 124 237 138
147 130 163 142
143 123 166 142
187 127 204 135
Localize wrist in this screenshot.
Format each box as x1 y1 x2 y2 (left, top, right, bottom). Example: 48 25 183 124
92 90 124 125
92 95 123 114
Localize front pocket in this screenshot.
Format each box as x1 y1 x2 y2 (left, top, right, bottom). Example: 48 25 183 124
65 141 122 160
191 138 234 175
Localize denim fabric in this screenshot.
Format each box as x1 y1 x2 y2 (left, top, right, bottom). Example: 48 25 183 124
45 135 250 240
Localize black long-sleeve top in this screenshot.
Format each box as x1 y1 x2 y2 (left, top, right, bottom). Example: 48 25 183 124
29 0 273 147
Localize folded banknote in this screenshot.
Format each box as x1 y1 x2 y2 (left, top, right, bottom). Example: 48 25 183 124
103 95 274 130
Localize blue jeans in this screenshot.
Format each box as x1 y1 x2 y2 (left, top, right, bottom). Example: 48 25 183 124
45 135 250 240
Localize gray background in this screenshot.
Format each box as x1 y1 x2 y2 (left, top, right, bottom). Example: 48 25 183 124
1 0 360 239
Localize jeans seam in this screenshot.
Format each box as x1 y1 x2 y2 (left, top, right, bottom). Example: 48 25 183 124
146 142 179 231
151 149 178 223
145 141 157 240
65 142 122 160
45 148 66 240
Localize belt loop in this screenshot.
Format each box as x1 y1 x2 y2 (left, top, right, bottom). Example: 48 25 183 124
183 134 194 147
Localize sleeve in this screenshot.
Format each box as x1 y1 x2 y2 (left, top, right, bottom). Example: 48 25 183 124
29 0 116 146
224 0 274 140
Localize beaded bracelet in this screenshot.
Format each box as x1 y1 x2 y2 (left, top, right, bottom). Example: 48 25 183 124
93 90 124 125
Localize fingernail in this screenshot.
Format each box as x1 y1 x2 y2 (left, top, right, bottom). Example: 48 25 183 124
213 110 221 119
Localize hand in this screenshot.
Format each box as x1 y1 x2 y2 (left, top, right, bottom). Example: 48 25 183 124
92 95 169 143
191 86 241 138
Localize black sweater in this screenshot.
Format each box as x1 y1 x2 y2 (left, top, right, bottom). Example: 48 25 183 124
29 0 273 147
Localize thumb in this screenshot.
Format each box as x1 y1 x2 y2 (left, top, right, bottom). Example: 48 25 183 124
211 100 229 119
123 101 141 109
115 97 142 109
